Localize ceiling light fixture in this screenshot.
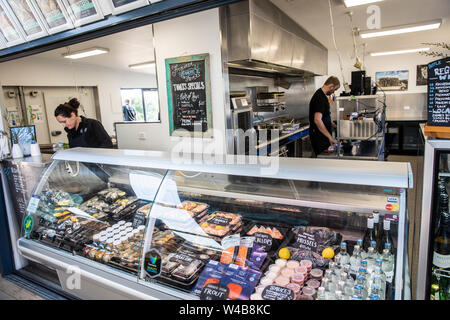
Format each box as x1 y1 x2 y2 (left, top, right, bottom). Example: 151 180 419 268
360 20 442 38
63 47 109 59
370 47 430 56
344 0 383 8
129 61 156 69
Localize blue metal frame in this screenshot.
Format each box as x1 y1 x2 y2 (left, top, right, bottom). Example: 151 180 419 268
0 173 14 276
0 0 243 62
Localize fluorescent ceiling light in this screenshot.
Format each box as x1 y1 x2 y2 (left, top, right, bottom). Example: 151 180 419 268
370 47 430 56
344 0 383 7
63 47 109 59
129 61 155 69
360 20 441 38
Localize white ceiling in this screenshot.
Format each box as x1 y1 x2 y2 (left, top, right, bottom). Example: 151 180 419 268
270 0 450 58
36 24 156 74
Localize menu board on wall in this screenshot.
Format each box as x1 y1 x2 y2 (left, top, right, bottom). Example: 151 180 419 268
30 0 73 34
62 0 104 27
108 0 149 15
166 53 213 137
427 57 450 127
2 0 47 41
0 2 25 46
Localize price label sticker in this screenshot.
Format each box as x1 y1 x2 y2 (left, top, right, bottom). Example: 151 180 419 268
27 195 40 214
262 285 295 300
294 231 319 252
254 232 273 252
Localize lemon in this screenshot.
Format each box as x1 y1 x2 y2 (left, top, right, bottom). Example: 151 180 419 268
278 248 291 260
322 248 335 259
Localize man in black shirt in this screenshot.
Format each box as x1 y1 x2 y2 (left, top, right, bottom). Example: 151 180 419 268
309 76 340 157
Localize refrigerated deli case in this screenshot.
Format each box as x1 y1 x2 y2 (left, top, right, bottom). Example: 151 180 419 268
17 148 413 300
417 136 450 300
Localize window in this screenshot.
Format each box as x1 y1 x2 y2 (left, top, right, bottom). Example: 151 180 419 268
120 88 160 122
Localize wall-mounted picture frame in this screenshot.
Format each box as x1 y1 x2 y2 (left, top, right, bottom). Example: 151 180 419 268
107 0 149 16
416 64 428 86
375 70 409 91
61 0 104 28
166 53 213 138
0 2 25 47
1 0 48 42
30 0 73 34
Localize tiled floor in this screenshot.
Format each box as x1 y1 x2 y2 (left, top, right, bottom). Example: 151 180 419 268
0 276 45 300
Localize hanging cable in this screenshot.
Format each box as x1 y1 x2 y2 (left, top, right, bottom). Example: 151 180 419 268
328 0 351 93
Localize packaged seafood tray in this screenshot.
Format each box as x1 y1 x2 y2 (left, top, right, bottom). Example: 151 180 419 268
176 200 210 220
192 261 262 300
198 211 243 239
97 187 127 204
158 252 206 291
273 225 343 270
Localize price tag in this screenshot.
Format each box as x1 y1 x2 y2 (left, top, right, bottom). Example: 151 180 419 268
254 232 273 252
200 283 229 300
261 285 295 300
294 231 319 252
132 211 146 228
207 215 232 226
27 195 40 214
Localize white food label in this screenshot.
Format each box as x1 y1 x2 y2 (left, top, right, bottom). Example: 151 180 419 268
433 252 450 269
27 195 40 214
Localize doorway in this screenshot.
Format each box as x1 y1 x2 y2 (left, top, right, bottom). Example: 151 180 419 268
2 86 100 145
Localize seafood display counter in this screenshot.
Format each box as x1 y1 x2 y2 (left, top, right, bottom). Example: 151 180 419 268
17 148 412 300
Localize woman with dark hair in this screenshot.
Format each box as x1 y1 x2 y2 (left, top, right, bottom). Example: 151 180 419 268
54 98 113 148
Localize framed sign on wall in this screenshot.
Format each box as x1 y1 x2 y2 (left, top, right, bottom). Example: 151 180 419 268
62 0 104 27
1 0 48 41
30 0 74 34
165 53 213 138
0 2 25 47
107 0 149 15
427 57 450 127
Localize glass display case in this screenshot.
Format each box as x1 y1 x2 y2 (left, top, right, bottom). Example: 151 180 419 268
417 138 450 300
18 148 412 300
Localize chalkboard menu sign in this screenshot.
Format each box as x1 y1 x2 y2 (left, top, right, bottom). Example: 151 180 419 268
427 57 450 126
166 53 213 137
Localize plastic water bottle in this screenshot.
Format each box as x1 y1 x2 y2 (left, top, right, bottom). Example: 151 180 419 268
381 243 394 283
368 284 381 300
357 238 367 259
336 242 350 266
317 286 326 300
355 276 368 299
366 247 377 274
349 244 363 274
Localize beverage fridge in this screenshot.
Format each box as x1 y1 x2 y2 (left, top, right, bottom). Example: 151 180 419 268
417 137 450 300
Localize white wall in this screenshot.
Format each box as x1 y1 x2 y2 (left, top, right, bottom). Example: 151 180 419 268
320 50 434 94
123 8 227 154
0 56 157 135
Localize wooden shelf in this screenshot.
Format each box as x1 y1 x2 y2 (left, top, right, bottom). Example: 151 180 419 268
424 125 450 139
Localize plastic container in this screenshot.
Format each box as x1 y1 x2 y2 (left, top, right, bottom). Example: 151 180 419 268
291 273 305 286
310 268 324 280
281 268 294 279
274 276 290 287
286 260 300 269
300 260 312 271
302 286 316 298
306 279 321 290
275 259 287 268
268 264 281 274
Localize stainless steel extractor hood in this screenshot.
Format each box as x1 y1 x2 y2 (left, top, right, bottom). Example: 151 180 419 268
226 0 328 76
